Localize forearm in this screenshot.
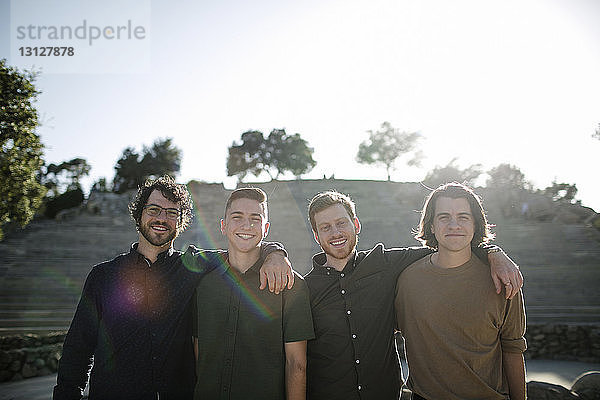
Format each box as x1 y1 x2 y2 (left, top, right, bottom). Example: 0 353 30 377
285 341 307 400
502 351 526 400
285 359 307 400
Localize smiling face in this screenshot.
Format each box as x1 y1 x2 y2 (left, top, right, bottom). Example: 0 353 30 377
221 197 269 255
313 203 360 263
138 189 180 250
431 196 475 254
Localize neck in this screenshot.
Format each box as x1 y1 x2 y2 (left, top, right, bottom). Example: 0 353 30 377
325 250 355 272
228 247 261 273
431 247 472 269
137 239 172 264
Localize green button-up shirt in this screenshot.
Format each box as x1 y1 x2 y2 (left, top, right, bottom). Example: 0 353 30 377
193 254 314 400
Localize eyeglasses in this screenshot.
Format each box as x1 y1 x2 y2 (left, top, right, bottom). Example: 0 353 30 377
143 204 181 220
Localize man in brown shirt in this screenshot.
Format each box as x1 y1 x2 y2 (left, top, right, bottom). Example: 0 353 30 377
395 183 526 400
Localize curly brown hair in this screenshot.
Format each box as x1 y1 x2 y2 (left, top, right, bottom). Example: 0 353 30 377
128 175 193 234
414 182 494 249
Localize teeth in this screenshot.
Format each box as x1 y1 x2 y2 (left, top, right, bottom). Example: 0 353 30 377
237 233 253 239
330 239 346 246
152 226 167 231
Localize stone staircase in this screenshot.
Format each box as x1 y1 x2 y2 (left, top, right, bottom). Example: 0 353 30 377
0 179 599 335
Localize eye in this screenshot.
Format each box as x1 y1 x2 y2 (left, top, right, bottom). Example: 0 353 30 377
146 206 161 216
321 225 331 232
166 209 180 219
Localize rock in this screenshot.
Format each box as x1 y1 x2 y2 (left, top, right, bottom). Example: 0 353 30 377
34 358 45 368
0 350 10 364
527 381 579 400
21 363 37 378
9 360 21 372
0 370 12 382
10 373 23 381
572 372 600 400
36 366 52 376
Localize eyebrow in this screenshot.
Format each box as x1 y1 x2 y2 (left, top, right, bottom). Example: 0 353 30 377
230 211 263 218
435 211 471 216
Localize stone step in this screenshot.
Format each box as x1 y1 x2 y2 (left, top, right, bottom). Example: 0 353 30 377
0 318 73 328
0 310 74 319
0 326 68 335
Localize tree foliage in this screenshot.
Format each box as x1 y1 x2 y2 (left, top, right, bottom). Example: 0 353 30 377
43 157 91 197
486 164 531 190
0 59 46 239
423 158 483 188
545 181 578 203
356 121 423 181
113 138 181 193
227 128 316 180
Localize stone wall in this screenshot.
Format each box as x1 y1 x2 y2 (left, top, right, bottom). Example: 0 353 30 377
526 324 600 363
0 332 66 382
1 324 599 383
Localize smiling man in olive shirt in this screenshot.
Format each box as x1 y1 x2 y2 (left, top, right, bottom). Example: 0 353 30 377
304 190 523 400
193 188 314 400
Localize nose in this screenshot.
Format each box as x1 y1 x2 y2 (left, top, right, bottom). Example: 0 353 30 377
448 218 460 228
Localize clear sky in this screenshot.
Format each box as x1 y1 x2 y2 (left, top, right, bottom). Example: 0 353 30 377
2 0 599 211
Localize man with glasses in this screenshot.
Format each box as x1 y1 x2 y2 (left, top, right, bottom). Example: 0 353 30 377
53 176 294 400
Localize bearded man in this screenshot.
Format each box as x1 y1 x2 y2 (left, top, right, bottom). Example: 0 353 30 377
304 190 523 400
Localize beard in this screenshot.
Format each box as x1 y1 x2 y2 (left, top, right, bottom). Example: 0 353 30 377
139 221 177 247
319 233 358 261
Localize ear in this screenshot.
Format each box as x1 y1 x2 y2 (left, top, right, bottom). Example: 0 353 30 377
220 219 226 235
353 217 361 235
313 230 320 245
263 221 270 238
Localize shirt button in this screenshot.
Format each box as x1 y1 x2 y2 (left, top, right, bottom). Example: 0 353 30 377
347 310 351 315
340 273 345 277
352 334 357 339
341 289 346 295
355 359 360 364
358 385 362 390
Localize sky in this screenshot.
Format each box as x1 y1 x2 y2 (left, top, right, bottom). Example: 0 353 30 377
2 0 599 211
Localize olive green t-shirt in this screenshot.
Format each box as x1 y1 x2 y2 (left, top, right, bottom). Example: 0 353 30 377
192 255 314 400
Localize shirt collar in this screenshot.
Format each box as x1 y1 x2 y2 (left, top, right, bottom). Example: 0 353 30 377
129 242 176 263
214 252 262 277
312 250 358 274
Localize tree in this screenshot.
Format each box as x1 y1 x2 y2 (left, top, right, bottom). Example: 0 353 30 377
42 157 91 196
113 138 182 193
423 158 482 188
140 137 181 179
545 181 578 203
0 59 46 239
486 164 530 190
356 121 422 181
227 128 316 180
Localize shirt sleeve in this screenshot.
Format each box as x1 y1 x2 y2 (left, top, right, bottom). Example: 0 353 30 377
182 245 226 275
260 241 288 259
282 273 315 343
500 289 527 354
53 267 102 400
381 244 433 278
